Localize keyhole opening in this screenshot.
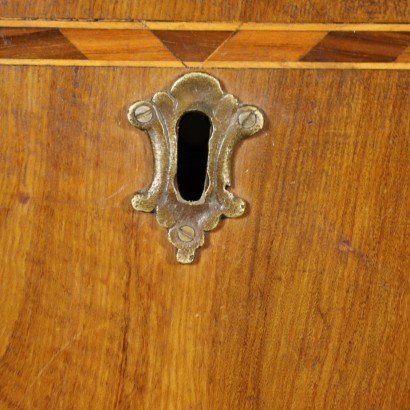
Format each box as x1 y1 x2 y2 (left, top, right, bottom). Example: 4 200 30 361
176 111 212 202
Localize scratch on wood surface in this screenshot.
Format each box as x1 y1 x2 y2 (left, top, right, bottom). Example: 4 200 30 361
141 20 188 68
99 184 128 202
16 325 106 407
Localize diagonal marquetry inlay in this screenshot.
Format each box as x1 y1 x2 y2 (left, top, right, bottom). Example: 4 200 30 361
301 31 410 62
61 29 179 61
0 28 86 59
152 30 233 62
208 31 327 62
0 23 409 67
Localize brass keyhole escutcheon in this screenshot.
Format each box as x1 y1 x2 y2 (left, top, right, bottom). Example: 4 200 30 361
128 72 264 263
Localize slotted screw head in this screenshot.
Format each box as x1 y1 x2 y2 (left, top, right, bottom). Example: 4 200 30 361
238 109 257 129
134 104 153 123
177 225 195 242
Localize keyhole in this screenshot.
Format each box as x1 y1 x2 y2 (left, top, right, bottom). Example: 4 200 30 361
176 111 212 202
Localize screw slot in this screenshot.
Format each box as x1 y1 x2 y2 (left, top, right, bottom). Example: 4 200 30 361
238 109 257 129
134 105 153 124
177 225 195 242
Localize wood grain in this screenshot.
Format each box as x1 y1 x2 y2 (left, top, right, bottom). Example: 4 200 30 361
0 0 408 23
0 67 409 409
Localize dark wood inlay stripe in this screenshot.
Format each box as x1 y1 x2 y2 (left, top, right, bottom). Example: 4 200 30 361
301 31 410 62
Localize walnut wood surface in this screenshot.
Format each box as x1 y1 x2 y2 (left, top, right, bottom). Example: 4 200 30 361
0 1 409 23
0 67 409 409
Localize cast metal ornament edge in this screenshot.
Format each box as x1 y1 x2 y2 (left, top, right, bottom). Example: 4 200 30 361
127 72 264 263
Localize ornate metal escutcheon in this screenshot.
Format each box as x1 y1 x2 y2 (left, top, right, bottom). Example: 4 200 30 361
128 72 264 263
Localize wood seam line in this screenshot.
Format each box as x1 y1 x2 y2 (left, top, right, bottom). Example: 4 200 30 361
0 19 410 31
140 20 188 68
56 28 88 60
0 60 409 69
200 22 243 67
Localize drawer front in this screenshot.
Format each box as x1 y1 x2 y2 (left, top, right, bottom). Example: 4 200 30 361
0 16 409 410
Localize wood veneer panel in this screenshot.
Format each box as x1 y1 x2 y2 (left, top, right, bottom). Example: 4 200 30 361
0 67 409 409
0 0 409 23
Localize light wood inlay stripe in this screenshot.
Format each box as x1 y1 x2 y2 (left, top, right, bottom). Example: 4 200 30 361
0 60 409 69
0 19 146 29
195 61 410 69
0 59 185 67
240 23 410 32
0 20 410 31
